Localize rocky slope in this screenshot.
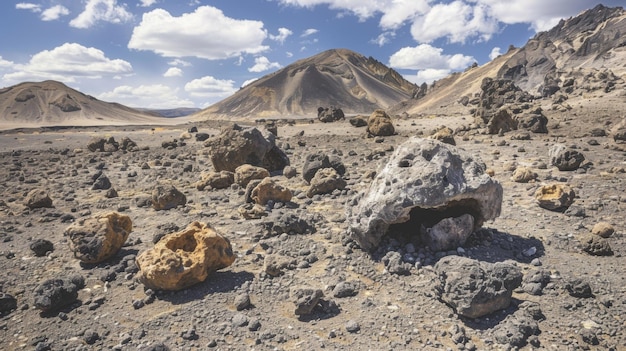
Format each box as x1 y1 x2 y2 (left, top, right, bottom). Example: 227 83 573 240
196 48 417 119
0 80 181 130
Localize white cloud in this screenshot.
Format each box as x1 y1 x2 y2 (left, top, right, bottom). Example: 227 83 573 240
70 0 133 29
301 28 318 37
371 32 395 47
270 28 293 44
41 5 70 21
98 84 194 108
286 52 293 58
248 56 282 73
278 0 381 21
241 78 258 88
164 67 183 77
168 59 192 67
2 43 132 84
379 0 429 30
406 68 453 84
184 76 238 98
489 46 502 60
16 3 41 12
139 0 158 7
389 44 474 70
128 6 268 60
0 56 14 69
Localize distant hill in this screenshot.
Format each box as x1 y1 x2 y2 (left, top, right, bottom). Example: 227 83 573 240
0 80 181 129
395 4 626 116
195 48 417 119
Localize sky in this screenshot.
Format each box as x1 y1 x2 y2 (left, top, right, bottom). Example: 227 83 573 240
0 0 622 109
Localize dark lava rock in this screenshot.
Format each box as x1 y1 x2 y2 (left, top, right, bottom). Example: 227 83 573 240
291 287 324 316
581 235 613 256
30 239 54 257
566 278 593 298
0 292 17 315
549 144 586 171
33 275 85 312
261 211 316 236
493 307 541 348
381 251 411 275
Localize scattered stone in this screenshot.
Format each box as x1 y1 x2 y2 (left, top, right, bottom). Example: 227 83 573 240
251 177 292 205
566 278 593 298
234 293 251 311
30 239 54 257
332 281 359 298
345 320 360 333
234 164 270 187
517 109 548 133
291 287 324 315
231 313 249 327
549 144 585 171
349 116 367 127
487 109 518 134
511 167 537 183
33 275 85 312
263 254 295 277
283 165 297 179
151 184 186 210
521 269 551 295
434 256 522 318
25 189 53 209
581 235 613 256
238 203 268 220
317 106 345 122
421 214 474 252
0 292 17 315
105 188 118 198
64 212 132 264
381 251 411 275
204 124 289 172
261 211 316 236
91 173 112 190
535 183 576 211
591 222 615 238
493 304 541 348
302 153 345 183
195 171 235 190
83 329 100 345
367 109 395 137
136 221 236 291
430 126 456 145
348 138 502 251
307 168 346 198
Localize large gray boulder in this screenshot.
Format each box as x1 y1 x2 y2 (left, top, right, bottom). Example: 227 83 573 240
347 138 502 251
435 256 523 319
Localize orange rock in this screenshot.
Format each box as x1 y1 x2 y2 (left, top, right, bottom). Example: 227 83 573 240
65 212 132 264
251 177 292 205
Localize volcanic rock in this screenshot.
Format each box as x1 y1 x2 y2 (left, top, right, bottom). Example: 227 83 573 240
430 126 456 145
591 222 615 238
0 292 17 315
535 183 575 211
136 221 235 291
307 168 346 198
204 124 288 173
29 239 54 257
302 153 345 183
487 109 518 134
517 109 548 133
64 212 132 264
420 214 475 252
549 144 585 171
33 275 85 312
581 235 613 256
234 164 270 187
349 116 367 127
511 167 538 183
291 287 324 315
317 106 345 122
251 177 292 205
195 171 235 190
25 189 53 209
151 184 186 210
367 109 395 137
434 256 522 319
347 138 502 251
493 304 541 348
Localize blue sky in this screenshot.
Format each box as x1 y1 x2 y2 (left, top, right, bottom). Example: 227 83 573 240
0 0 621 109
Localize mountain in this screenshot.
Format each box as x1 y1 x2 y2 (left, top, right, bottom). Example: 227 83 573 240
196 48 417 119
0 80 179 129
397 4 626 116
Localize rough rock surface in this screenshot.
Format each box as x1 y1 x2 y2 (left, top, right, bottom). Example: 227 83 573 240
234 164 270 187
302 153 345 183
204 124 289 172
511 167 538 183
535 183 576 211
151 184 186 210
434 256 523 318
549 144 586 171
64 212 132 264
306 168 346 198
421 214 475 252
195 171 235 190
430 126 456 145
367 109 395 136
487 109 518 134
250 177 292 205
348 138 502 251
25 189 53 209
33 275 85 312
136 222 235 291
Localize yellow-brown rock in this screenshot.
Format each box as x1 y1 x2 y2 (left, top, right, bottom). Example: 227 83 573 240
592 222 615 238
64 212 132 264
535 183 575 211
251 177 292 205
136 222 235 291
367 109 395 137
234 164 270 187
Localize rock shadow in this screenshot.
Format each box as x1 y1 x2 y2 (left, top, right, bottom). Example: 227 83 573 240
156 270 255 305
462 228 545 265
457 298 524 330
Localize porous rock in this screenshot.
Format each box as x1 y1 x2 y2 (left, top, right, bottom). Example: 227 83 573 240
33 275 85 312
25 189 53 209
347 138 502 251
0 292 17 315
30 239 54 257
493 304 541 348
549 144 585 171
234 164 270 187
581 235 613 256
251 177 292 205
302 153 345 183
152 184 186 210
434 256 522 319
136 221 235 291
64 212 132 264
195 171 235 190
367 109 395 137
430 126 456 145
307 168 346 198
421 214 474 252
204 124 289 172
291 287 324 315
511 167 538 183
535 183 575 211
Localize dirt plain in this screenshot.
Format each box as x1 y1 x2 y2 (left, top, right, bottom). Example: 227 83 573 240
0 87 625 351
